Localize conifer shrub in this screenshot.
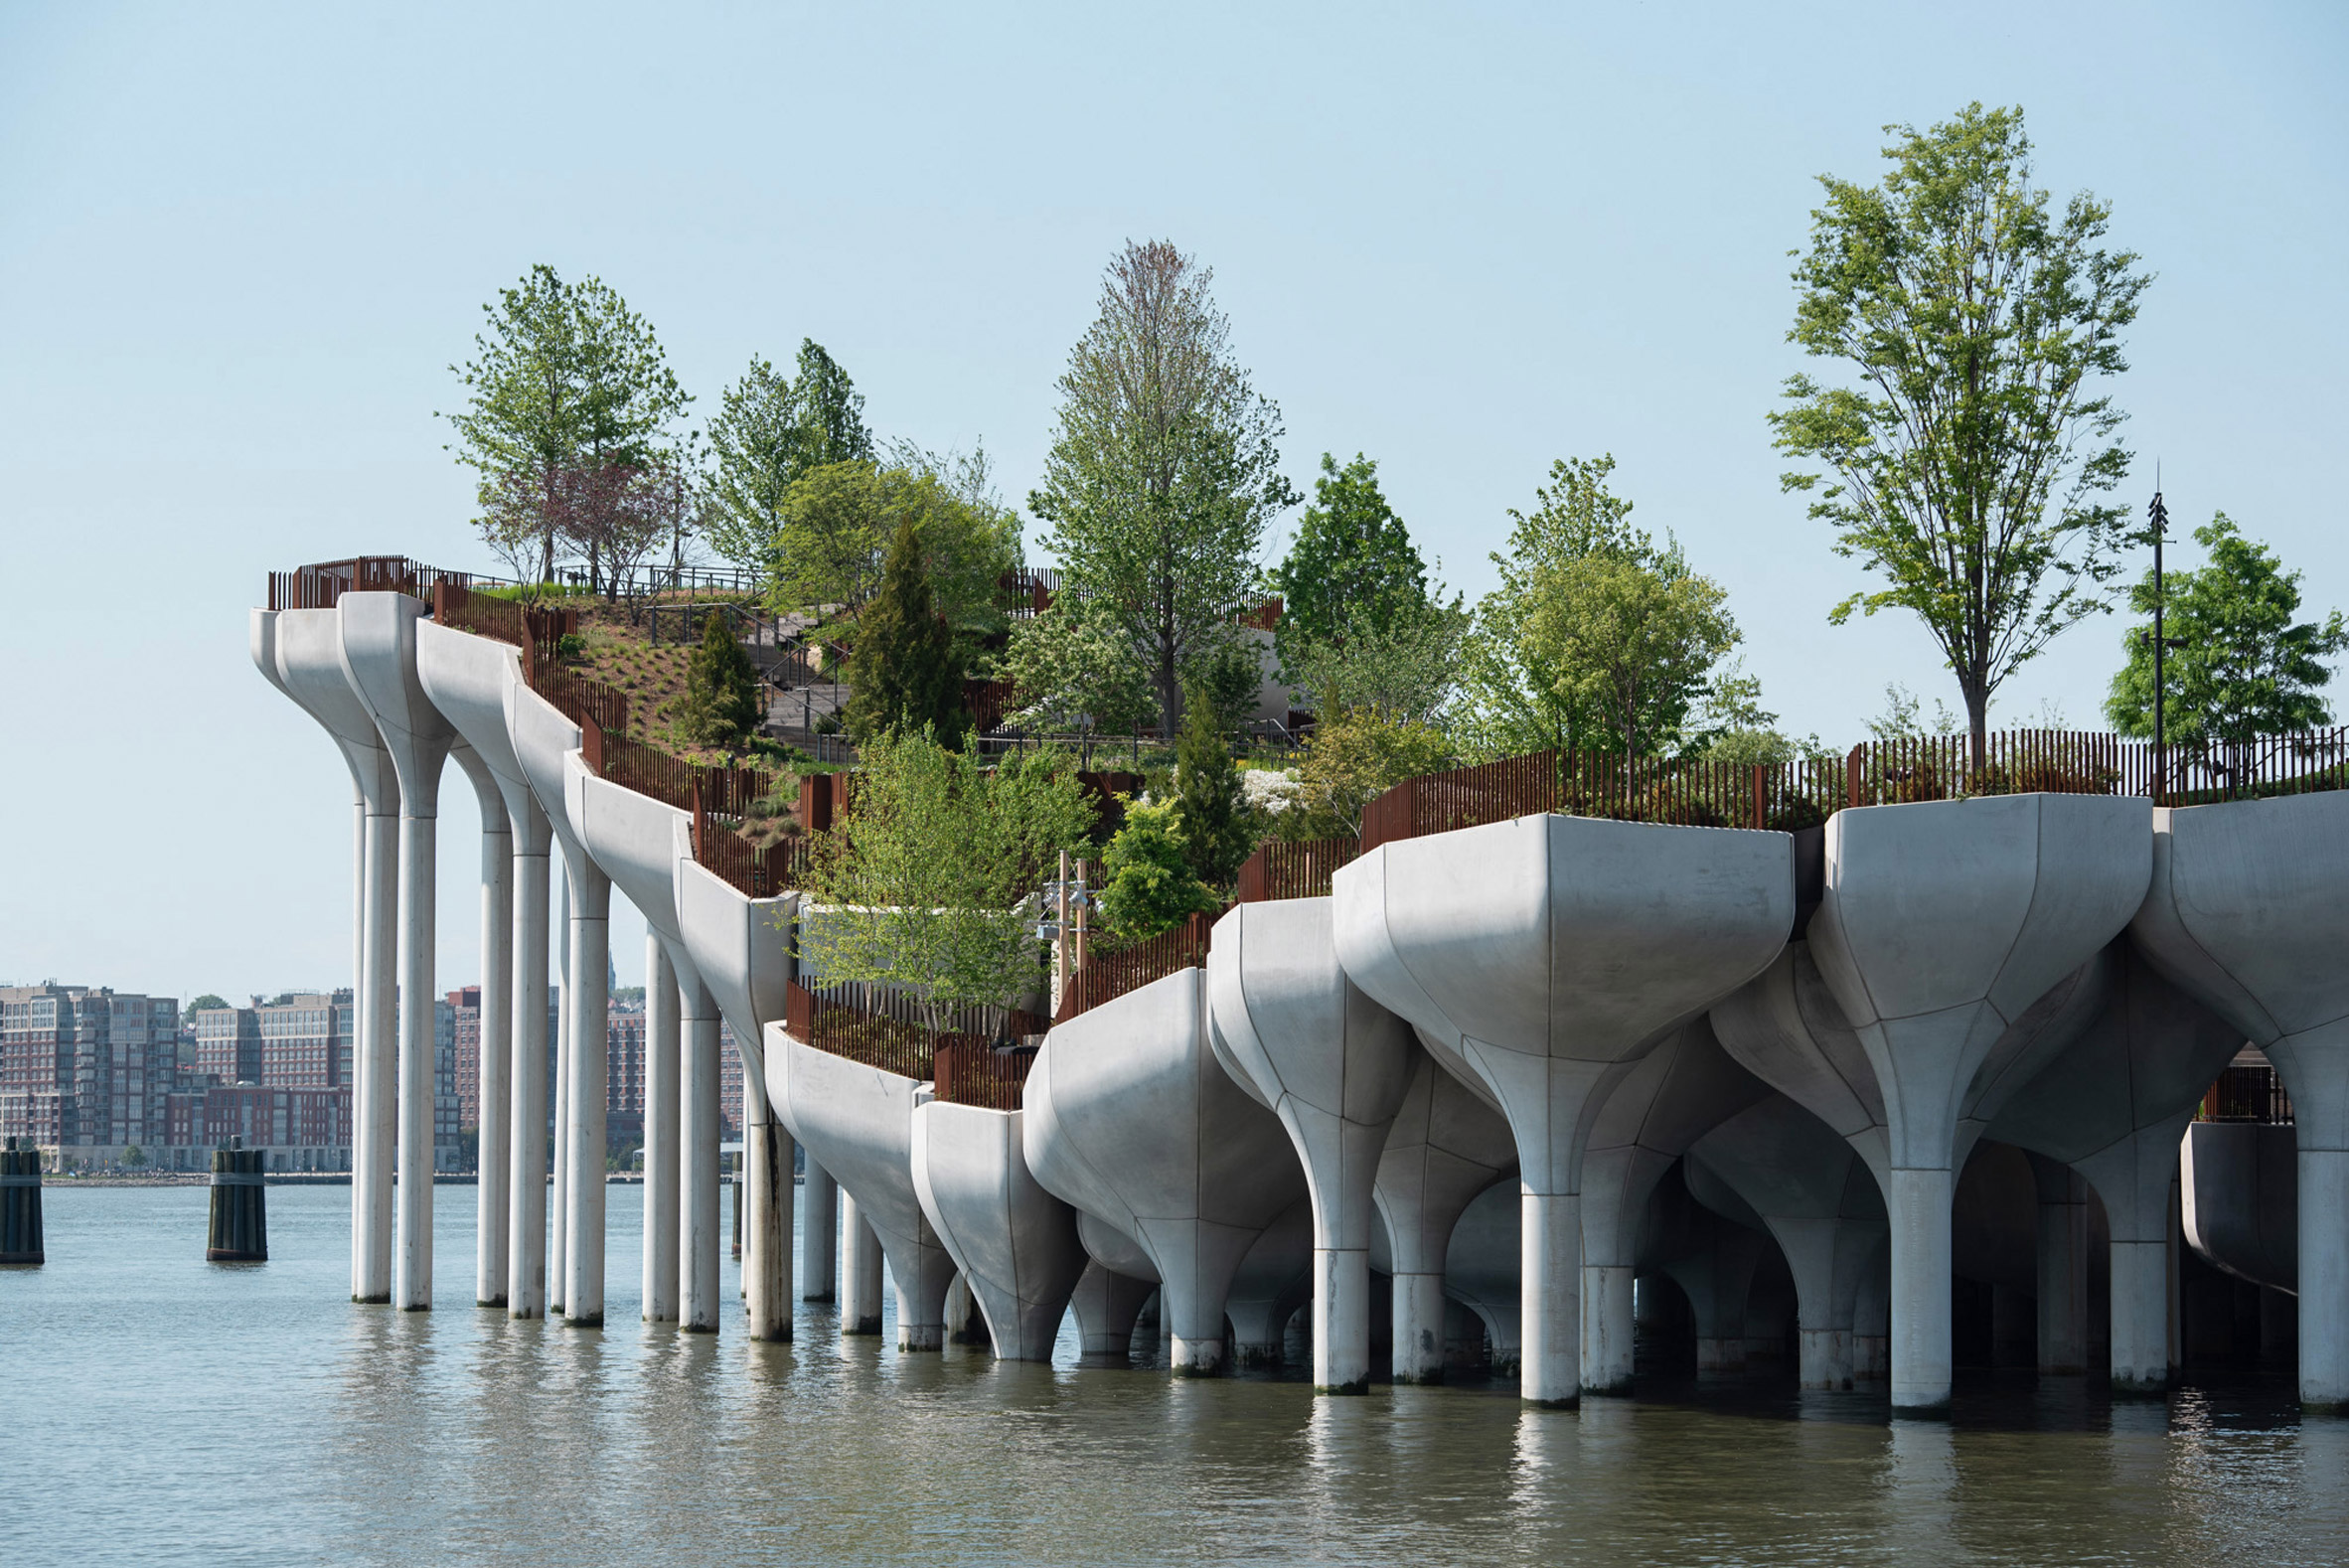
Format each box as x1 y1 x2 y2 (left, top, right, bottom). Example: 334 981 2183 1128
682 609 764 749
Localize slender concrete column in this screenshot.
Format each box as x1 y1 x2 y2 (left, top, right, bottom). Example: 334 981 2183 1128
841 1194 885 1334
1070 1260 1154 1364
644 938 681 1324
2029 1154 2090 1375
508 798 551 1319
803 1160 839 1302
562 862 611 1325
680 978 721 1332
453 748 513 1309
392 810 440 1310
550 867 570 1316
359 793 399 1301
743 1064 794 1340
1374 1054 1515 1386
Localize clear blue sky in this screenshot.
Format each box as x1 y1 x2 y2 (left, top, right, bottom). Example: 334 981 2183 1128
4 1 2343 1004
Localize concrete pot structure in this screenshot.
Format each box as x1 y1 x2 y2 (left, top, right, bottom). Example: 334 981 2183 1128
771 1026 947 1348
1802 794 2150 1412
2129 794 2349 1406
910 1101 1088 1360
2182 1120 2296 1292
1985 938 2245 1389
1333 814 1795 1404
1023 966 1308 1374
1207 897 1417 1392
1371 1048 1516 1383
1441 1179 1523 1370
1577 1018 1770 1393
1687 1094 1887 1387
254 607 400 1306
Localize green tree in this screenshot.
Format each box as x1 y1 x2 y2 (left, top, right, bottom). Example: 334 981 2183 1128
1029 239 1298 736
1289 706 1455 839
442 264 691 585
189 994 229 1015
1454 455 1694 758
1002 595 1155 766
845 515 966 744
766 455 1018 628
1283 602 1466 728
705 341 875 572
2106 513 2348 746
1530 552 1741 760
1095 798 1218 939
804 731 1092 1027
1172 684 1254 889
1771 103 2153 767
681 608 764 749
1271 453 1431 648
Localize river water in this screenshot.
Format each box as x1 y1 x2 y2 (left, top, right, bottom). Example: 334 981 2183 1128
2 1184 2342 1566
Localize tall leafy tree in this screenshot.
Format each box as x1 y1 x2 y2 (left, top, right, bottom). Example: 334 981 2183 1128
1172 683 1254 890
1771 103 2153 766
2106 513 2348 746
442 264 691 584
705 340 874 571
766 455 1018 626
1002 595 1155 765
1029 239 1298 736
1271 453 1431 647
845 515 966 744
1529 553 1740 760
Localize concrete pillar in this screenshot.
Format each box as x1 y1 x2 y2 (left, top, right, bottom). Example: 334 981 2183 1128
1886 1166 1954 1407
841 1193 884 1334
562 862 610 1326
643 938 680 1324
2303 1145 2349 1405
550 866 569 1316
455 749 513 1310
1373 1055 1516 1386
679 980 720 1332
1070 1260 1154 1365
508 802 551 1319
1521 1190 1581 1403
1393 1271 1450 1384
2030 1154 2090 1375
358 787 398 1302
393 808 438 1311
742 1067 794 1340
803 1160 839 1302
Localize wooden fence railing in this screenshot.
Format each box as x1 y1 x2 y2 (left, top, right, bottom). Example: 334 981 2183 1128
785 981 1046 1102
270 555 473 612
1053 910 1218 1024
1235 837 1361 902
2200 1063 2293 1124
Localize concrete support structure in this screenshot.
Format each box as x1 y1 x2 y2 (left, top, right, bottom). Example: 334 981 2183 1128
644 937 681 1324
680 980 722 1330
841 1194 885 1334
1207 898 1417 1393
560 861 611 1325
509 801 550 1319
2029 1153 2091 1375
260 608 399 1304
340 592 457 1314
1802 795 2148 1412
1371 1050 1515 1384
550 867 570 1316
803 1161 839 1302
1024 967 1308 1375
1069 1260 1155 1365
1333 815 1794 1405
2130 794 2349 1407
1576 1019 1769 1393
911 1102 1088 1359
452 745 513 1309
2181 1120 2295 1290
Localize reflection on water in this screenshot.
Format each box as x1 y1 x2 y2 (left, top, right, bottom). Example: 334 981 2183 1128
3 1185 2345 1566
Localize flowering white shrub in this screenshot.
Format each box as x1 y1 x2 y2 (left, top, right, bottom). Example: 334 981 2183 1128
1242 767 1302 816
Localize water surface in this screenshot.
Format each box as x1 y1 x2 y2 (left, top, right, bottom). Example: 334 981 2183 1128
3 1185 2341 1566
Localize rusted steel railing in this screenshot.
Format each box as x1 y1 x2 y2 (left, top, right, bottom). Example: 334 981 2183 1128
1235 837 1361 902
1360 751 1845 852
269 555 472 612
1053 910 1217 1024
931 1041 1041 1110
785 981 1046 1093
2200 1061 2293 1124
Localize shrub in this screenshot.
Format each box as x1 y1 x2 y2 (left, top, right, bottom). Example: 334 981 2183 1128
1096 799 1220 940
681 609 764 749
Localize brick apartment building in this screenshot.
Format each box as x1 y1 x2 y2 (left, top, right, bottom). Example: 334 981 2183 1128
0 985 180 1163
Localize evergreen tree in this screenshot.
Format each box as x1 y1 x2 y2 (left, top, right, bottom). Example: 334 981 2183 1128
1173 682 1253 889
683 609 764 749
1095 799 1218 939
845 515 966 744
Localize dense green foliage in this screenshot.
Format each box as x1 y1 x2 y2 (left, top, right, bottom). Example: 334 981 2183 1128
703 341 873 570
1771 103 2152 760
805 731 1093 1023
2106 513 2348 745
762 450 1019 628
1270 454 1431 648
1288 706 1455 839
1095 799 1218 939
1003 594 1155 761
1530 551 1740 759
844 516 967 744
1172 686 1255 888
681 609 764 749
1029 240 1297 735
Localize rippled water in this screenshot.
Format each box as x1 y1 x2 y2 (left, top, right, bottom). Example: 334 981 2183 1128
3 1184 2343 1566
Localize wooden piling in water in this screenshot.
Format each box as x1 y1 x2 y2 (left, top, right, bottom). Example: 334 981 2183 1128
1 1136 43 1266
208 1138 268 1262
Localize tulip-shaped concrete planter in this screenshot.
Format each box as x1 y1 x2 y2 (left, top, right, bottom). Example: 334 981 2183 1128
1986 939 2244 1390
1577 1019 1770 1393
1688 1094 1888 1388
1207 898 1417 1393
339 592 458 1313
1023 967 1308 1374
1333 814 1794 1405
911 1101 1089 1360
1371 1049 1516 1383
2129 793 2349 1408
2182 1118 2296 1293
771 1025 947 1348
1803 794 2149 1412
1645 1170 1775 1371
257 607 400 1305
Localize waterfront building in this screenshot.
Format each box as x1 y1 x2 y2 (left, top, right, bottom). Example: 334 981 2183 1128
0 985 180 1165
254 990 352 1089
193 1005 262 1084
608 996 647 1153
